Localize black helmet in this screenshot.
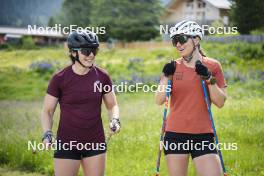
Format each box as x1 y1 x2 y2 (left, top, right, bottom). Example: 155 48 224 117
67 30 99 49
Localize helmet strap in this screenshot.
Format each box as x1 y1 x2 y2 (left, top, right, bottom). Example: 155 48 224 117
74 52 93 69
183 38 197 63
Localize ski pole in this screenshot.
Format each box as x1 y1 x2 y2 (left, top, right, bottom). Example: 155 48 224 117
155 79 171 176
200 79 227 176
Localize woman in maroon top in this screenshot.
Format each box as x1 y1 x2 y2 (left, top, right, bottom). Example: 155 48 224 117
41 31 121 176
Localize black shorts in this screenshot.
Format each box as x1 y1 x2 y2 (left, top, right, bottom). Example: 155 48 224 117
163 132 217 159
54 141 107 160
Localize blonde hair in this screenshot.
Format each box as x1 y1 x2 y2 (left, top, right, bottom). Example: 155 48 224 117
198 43 206 57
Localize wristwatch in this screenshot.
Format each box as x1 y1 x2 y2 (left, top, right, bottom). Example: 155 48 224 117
207 76 217 85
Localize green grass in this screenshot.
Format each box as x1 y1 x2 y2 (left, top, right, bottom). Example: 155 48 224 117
0 166 45 176
0 43 263 100
0 44 263 175
0 81 263 175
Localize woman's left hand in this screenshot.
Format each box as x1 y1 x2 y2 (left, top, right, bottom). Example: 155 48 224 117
109 118 121 134
195 61 211 80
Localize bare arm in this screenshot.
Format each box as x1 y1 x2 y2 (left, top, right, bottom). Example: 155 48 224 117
41 94 58 133
155 76 170 105
208 85 227 108
103 91 119 120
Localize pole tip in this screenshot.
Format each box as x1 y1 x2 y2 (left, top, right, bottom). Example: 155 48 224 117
155 174 160 176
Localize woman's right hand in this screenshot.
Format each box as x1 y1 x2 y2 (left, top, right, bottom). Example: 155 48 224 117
162 60 176 78
156 61 175 105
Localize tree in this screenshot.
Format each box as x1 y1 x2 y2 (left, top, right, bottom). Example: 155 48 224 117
48 17 56 27
0 0 62 27
57 0 92 27
91 0 163 41
231 0 264 34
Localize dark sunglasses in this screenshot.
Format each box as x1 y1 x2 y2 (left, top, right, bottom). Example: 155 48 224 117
73 48 99 56
171 35 192 46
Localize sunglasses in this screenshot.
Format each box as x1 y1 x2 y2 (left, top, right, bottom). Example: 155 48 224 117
73 48 99 56
171 35 192 46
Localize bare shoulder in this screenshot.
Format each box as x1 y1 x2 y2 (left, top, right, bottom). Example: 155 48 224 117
175 58 182 64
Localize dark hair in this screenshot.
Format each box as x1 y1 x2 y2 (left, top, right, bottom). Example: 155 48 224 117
69 50 77 64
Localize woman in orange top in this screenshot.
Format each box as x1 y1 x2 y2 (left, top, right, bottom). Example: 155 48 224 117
155 20 227 176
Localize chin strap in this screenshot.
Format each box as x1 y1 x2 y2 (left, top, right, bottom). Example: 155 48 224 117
183 38 197 63
74 52 93 69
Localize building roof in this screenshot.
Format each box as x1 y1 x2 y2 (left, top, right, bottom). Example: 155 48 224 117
204 0 231 9
0 27 64 38
166 0 231 10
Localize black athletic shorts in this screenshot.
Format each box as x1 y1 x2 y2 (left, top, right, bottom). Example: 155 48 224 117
54 141 107 160
163 132 217 159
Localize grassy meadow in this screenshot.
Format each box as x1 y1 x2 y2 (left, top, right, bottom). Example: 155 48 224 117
0 42 264 175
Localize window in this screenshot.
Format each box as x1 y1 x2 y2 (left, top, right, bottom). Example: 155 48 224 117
198 0 206 8
186 0 194 10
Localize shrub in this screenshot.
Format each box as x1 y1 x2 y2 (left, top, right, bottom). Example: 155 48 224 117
29 61 54 74
21 36 36 50
0 43 11 50
238 43 264 60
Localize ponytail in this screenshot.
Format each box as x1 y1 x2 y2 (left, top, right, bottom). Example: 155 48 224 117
198 43 206 57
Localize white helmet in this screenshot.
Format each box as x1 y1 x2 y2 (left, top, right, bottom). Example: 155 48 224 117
170 20 204 39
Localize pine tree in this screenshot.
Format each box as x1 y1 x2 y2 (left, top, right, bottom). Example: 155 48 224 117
231 0 264 34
